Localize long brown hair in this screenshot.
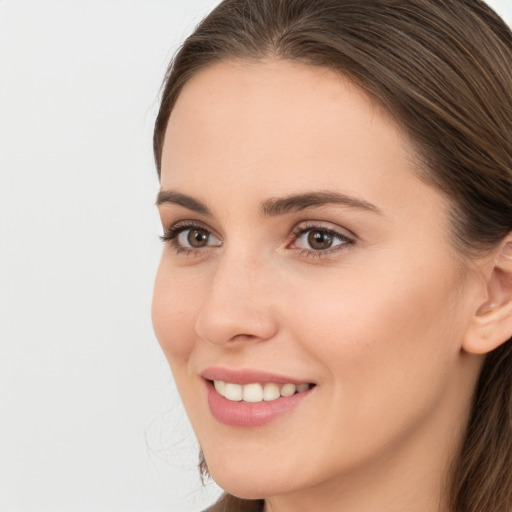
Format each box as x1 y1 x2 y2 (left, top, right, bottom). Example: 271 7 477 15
153 1 512 511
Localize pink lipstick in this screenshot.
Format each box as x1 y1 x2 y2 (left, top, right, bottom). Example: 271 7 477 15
202 368 315 427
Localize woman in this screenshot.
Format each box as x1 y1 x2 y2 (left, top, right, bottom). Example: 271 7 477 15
151 1 512 511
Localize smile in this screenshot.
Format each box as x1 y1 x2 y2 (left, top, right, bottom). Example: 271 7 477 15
201 368 316 427
213 380 313 403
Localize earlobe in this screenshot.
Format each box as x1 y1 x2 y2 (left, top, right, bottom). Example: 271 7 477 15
463 239 512 355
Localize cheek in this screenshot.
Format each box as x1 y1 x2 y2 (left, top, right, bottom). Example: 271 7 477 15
285 259 463 416
267 261 466 476
151 258 201 364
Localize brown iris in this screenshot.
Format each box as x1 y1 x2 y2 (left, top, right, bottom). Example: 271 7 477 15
308 230 333 250
187 228 209 248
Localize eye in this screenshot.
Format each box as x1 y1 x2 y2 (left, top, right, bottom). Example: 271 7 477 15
302 229 336 250
177 227 212 248
160 223 222 253
290 224 354 256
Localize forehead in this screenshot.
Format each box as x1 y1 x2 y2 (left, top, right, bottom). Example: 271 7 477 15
160 58 433 216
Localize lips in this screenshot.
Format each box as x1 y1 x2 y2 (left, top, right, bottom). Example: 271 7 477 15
201 368 316 427
201 367 313 386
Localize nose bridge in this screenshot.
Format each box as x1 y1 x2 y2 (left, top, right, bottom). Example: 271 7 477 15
195 244 278 345
220 242 266 288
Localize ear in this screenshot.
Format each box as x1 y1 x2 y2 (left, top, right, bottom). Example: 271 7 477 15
463 237 512 355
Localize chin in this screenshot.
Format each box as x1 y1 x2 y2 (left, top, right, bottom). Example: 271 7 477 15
206 457 296 500
213 476 282 501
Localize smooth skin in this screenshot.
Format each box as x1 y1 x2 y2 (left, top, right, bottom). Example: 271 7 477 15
152 59 512 512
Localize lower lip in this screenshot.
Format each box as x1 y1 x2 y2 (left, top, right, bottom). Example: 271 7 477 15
205 380 313 427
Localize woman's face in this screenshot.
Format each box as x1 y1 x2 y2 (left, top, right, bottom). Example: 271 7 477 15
153 60 483 504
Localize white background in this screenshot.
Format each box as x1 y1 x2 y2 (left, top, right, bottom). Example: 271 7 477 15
1 1 511 512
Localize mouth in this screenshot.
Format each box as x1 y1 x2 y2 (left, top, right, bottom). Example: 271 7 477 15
201 369 316 427
210 380 314 403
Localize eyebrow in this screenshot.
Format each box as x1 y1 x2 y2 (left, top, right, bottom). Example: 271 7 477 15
156 190 212 215
156 189 381 216
260 191 381 216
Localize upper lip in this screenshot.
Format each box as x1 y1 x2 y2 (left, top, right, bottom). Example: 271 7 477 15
201 367 314 386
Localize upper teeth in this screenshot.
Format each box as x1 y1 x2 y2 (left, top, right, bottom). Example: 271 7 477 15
213 380 311 402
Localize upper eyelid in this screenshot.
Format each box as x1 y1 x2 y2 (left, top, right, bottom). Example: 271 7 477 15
289 226 354 250
163 219 219 236
160 223 221 252
161 219 356 244
291 221 356 240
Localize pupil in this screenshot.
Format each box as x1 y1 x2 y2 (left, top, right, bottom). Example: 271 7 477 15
188 229 208 247
308 230 332 250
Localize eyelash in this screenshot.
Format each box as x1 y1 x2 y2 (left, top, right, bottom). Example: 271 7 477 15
290 223 354 259
159 222 215 257
160 221 355 259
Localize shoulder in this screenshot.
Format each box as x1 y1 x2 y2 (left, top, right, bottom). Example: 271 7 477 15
202 495 264 512
202 503 224 512
202 499 228 512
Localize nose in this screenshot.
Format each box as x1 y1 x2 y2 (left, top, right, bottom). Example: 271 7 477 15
195 250 279 347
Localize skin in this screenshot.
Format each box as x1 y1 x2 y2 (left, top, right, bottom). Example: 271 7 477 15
152 59 494 512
